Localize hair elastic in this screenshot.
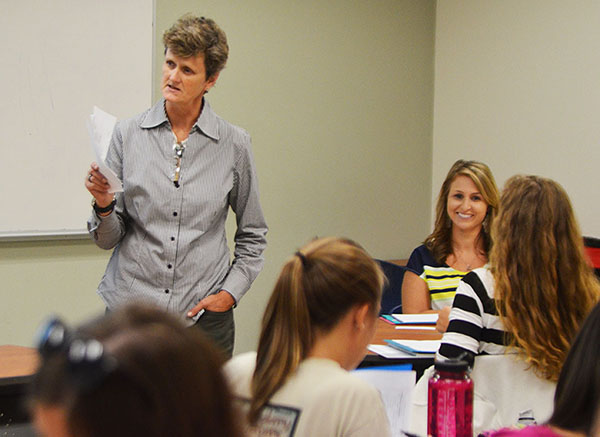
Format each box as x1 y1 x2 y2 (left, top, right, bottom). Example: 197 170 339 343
295 251 309 268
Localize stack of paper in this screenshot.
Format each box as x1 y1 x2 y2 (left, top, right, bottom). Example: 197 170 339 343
384 339 441 356
391 314 438 325
368 344 423 359
353 366 416 437
87 106 123 193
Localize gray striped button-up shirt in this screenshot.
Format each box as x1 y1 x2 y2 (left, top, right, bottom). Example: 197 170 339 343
88 98 267 324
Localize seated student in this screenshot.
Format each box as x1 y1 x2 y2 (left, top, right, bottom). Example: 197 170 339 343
485 300 600 436
438 175 600 382
402 160 499 332
31 304 242 437
224 237 391 437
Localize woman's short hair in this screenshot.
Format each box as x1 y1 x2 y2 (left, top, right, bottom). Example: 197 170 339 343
491 175 600 381
162 14 229 79
31 304 242 437
249 237 384 423
550 301 600 435
425 159 499 263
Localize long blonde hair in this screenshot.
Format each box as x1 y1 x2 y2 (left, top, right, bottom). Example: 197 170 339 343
249 237 384 424
490 175 600 381
425 159 499 263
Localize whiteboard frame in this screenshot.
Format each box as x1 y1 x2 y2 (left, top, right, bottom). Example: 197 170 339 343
0 0 155 241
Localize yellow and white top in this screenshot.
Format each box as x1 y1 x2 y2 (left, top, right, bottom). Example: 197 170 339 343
406 245 467 310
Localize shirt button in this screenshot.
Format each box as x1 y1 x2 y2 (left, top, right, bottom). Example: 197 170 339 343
164 289 170 294
167 264 172 269
173 212 178 216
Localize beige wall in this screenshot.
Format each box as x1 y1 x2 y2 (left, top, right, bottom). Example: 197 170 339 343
432 1 600 236
0 0 435 352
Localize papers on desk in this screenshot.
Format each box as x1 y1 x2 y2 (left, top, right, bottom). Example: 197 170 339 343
87 106 123 193
385 339 441 355
353 366 415 437
392 313 438 325
369 344 425 359
395 325 437 331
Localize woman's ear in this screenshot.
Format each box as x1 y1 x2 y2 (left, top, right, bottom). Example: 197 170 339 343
353 303 371 330
205 72 220 93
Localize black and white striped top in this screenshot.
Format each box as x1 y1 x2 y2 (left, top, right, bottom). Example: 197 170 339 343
437 267 510 364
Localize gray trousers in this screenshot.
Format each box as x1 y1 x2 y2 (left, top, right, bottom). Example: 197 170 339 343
192 308 235 359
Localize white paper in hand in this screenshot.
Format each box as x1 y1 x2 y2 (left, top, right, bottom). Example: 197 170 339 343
87 106 123 193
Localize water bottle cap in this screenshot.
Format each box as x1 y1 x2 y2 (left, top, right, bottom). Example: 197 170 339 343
434 356 469 372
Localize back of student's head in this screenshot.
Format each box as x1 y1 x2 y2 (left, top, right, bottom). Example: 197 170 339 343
490 175 600 381
249 237 384 423
31 304 242 437
550 301 600 435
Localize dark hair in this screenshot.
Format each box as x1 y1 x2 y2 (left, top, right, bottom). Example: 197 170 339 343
31 304 242 437
249 237 384 424
163 14 229 79
549 301 600 434
425 159 499 263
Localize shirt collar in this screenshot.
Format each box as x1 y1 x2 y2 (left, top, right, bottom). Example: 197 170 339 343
194 99 220 141
139 98 220 141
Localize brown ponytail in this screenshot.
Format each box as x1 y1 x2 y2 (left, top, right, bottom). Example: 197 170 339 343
248 237 384 423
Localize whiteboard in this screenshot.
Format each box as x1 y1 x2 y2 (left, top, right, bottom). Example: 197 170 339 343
0 0 153 240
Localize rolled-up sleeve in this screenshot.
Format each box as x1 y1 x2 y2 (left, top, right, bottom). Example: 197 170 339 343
221 134 267 302
86 122 127 249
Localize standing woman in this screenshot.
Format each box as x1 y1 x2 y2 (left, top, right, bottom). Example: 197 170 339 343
402 160 499 331
224 237 391 437
84 15 267 358
438 175 600 380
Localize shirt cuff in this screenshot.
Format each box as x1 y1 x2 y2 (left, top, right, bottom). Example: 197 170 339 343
87 209 119 236
221 270 251 304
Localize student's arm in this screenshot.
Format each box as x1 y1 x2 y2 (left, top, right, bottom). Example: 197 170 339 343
401 271 433 313
435 306 451 333
436 278 483 365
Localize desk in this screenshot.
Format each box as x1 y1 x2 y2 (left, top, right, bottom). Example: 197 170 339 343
0 323 440 427
0 345 38 432
360 319 442 378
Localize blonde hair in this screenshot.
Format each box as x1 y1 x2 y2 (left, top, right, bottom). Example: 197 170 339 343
162 14 229 79
490 175 600 381
425 159 499 263
249 237 384 424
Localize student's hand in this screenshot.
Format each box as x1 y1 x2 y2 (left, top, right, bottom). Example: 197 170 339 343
85 162 113 207
436 306 451 333
187 290 235 318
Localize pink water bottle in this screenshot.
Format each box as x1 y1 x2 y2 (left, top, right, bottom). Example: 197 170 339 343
427 357 473 437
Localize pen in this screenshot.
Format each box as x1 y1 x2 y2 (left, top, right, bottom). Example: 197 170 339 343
191 309 205 322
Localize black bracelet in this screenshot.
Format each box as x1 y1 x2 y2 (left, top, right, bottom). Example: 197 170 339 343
92 198 116 214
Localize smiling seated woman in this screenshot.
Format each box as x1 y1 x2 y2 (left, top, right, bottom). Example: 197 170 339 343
438 175 600 380
402 160 499 332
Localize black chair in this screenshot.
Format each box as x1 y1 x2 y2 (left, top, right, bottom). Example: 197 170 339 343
376 260 406 315
583 236 600 279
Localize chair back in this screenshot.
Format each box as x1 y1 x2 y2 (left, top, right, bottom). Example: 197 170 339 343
584 236 600 279
376 260 406 314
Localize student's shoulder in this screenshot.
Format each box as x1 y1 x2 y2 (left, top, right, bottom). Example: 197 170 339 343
223 351 257 382
461 267 494 295
407 244 443 273
303 361 380 398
